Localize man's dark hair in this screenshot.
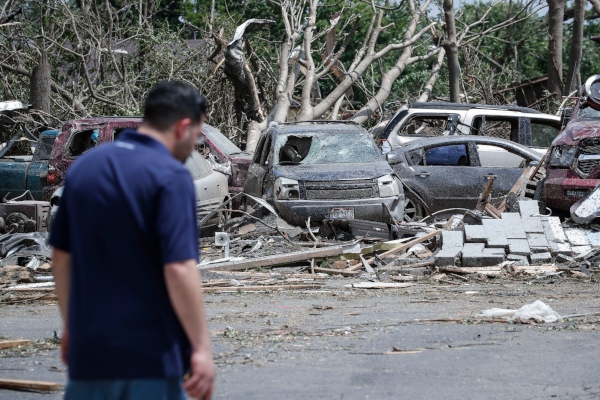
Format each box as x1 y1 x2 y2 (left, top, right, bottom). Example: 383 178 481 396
143 81 207 131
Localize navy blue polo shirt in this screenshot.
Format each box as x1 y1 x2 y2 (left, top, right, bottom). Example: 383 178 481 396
50 130 199 380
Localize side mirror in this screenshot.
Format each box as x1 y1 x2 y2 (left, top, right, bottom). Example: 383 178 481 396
529 160 539 167
386 152 403 165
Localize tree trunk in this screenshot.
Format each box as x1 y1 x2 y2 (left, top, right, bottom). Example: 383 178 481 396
547 0 564 100
443 0 461 103
417 48 446 102
564 0 585 95
29 49 51 114
590 0 600 16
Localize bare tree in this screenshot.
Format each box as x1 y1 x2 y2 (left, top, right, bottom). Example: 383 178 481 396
443 0 460 103
564 0 585 95
547 0 564 100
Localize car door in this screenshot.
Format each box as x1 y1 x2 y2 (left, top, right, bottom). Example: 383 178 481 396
401 141 483 211
244 134 270 197
473 142 534 199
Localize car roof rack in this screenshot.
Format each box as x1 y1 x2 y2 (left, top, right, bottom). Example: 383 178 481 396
410 101 542 114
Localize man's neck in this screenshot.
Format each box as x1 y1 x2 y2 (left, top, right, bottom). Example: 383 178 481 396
137 124 174 154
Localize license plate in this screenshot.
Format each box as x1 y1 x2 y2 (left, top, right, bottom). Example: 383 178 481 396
330 207 354 220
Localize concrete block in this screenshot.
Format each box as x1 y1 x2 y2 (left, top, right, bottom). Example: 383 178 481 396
565 228 590 246
585 230 600 248
501 213 526 239
508 239 530 256
523 217 544 233
556 253 575 264
519 200 540 218
543 216 571 254
481 219 508 248
462 243 485 267
530 252 552 264
527 233 549 251
507 254 529 266
434 248 462 266
482 247 506 266
572 245 592 257
464 225 487 243
441 230 464 250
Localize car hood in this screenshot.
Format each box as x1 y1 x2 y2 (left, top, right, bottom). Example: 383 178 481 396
552 119 600 146
272 161 393 181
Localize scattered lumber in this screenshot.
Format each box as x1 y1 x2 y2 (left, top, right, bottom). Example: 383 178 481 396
201 246 343 271
202 284 323 292
365 230 442 265
0 339 30 349
0 378 61 392
345 282 416 289
312 267 360 276
438 266 475 275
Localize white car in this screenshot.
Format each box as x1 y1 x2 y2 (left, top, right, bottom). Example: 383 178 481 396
47 150 229 231
374 102 561 160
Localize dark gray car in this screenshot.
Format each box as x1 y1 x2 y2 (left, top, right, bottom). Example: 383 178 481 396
244 121 405 226
386 136 541 221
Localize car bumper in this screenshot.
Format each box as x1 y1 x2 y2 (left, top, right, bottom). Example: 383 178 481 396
544 168 600 211
273 196 405 225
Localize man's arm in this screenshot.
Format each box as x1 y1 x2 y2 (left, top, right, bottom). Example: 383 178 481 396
52 248 71 364
164 259 214 399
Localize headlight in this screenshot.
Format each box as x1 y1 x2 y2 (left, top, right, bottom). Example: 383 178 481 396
275 177 300 200
377 174 400 198
548 145 577 167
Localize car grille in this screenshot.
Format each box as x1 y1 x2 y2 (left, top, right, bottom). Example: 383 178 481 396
577 138 600 176
300 179 377 200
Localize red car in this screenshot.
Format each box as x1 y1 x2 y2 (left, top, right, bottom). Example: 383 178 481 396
43 117 252 207
544 75 600 211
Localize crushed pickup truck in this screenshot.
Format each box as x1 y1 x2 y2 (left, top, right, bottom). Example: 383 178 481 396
244 121 405 226
543 75 600 212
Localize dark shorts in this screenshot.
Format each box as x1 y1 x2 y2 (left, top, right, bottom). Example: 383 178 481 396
64 379 186 400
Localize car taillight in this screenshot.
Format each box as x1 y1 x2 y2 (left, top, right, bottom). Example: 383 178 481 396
47 166 57 185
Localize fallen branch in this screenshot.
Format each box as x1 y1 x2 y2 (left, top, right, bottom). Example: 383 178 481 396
0 378 61 393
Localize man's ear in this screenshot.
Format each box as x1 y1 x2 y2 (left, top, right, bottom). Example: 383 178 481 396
174 118 193 140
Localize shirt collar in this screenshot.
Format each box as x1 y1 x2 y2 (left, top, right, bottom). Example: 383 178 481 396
117 129 171 156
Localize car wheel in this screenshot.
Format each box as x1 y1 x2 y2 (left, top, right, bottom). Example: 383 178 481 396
403 192 425 222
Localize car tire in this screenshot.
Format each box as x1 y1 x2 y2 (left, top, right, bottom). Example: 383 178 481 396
403 192 425 222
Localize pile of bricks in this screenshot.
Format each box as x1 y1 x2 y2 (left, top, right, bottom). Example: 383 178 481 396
434 200 600 267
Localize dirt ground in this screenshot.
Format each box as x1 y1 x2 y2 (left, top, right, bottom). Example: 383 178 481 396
2 273 600 399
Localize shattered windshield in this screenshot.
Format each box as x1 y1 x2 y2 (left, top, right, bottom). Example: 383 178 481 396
275 131 381 165
578 105 600 119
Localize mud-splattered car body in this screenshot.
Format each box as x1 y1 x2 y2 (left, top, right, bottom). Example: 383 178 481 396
387 136 541 220
244 121 404 225
544 76 600 211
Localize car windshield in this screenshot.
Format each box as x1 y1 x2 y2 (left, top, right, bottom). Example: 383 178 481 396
577 105 600 119
275 131 381 165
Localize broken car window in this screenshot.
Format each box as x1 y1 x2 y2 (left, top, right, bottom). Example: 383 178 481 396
531 121 560 148
68 129 99 157
400 116 448 136
424 144 469 166
275 131 380 165
476 144 526 168
37 137 55 160
471 117 517 141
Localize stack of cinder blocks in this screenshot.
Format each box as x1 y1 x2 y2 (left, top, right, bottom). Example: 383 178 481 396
434 200 597 267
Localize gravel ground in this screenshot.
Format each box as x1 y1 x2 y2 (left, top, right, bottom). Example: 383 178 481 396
1 276 600 399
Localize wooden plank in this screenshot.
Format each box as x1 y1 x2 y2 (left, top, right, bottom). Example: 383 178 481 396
345 282 417 289
368 230 442 264
0 379 61 392
202 246 344 271
0 339 30 350
313 267 360 276
202 284 323 292
3 288 55 292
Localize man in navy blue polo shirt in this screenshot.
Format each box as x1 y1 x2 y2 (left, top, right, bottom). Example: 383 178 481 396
51 81 215 399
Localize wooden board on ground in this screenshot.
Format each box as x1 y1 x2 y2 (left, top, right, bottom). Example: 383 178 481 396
202 284 323 292
312 267 360 277
0 379 61 392
345 282 417 289
201 246 343 271
0 339 30 350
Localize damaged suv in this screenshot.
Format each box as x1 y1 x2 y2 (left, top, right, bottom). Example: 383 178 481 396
544 75 600 211
244 121 405 225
